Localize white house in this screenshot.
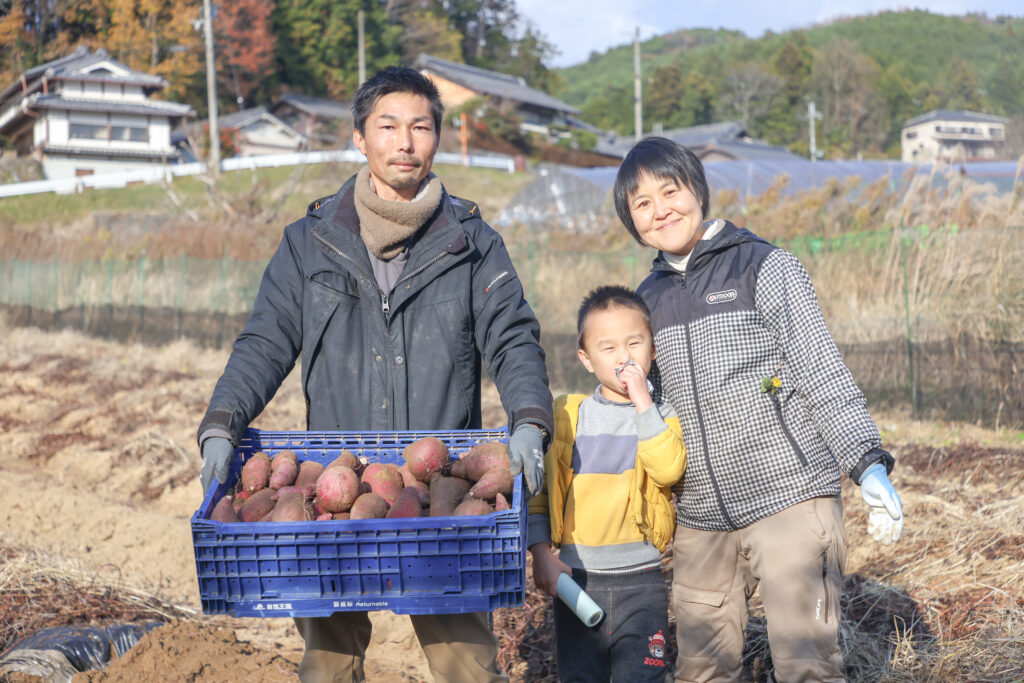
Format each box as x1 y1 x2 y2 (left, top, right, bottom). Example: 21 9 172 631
0 46 194 179
174 106 307 160
901 109 1009 163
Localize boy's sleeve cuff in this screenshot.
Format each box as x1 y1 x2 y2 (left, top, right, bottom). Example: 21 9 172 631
526 514 552 548
635 404 669 441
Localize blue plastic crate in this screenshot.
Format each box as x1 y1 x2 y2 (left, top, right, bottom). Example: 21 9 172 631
191 428 524 617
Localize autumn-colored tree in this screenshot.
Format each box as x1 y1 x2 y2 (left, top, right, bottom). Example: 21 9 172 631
943 54 987 111
216 0 276 106
0 0 27 86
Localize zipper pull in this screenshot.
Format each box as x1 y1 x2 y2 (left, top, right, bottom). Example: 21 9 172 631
381 293 390 317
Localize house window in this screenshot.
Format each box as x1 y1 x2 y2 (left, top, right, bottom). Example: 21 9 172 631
906 131 917 139
70 123 109 140
111 125 149 143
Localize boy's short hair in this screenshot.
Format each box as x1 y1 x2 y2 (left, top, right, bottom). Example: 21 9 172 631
352 66 444 136
613 137 710 244
577 285 653 349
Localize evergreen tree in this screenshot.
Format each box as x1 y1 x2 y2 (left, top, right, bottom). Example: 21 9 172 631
273 0 400 100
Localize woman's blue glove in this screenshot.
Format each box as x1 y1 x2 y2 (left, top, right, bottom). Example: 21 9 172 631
200 437 234 496
860 463 903 545
508 424 545 497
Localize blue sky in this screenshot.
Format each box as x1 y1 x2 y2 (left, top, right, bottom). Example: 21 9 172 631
516 1 1024 67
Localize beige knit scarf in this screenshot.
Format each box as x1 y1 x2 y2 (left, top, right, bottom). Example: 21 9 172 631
353 165 443 259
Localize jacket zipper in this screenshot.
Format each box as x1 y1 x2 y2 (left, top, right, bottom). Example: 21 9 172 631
680 277 738 530
312 229 390 319
770 392 809 466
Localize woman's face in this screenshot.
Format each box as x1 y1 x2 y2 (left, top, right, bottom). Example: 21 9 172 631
628 173 706 256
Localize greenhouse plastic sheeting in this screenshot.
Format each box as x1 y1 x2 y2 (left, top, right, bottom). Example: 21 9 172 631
499 159 1020 227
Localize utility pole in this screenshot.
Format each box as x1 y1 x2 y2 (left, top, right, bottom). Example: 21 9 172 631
358 10 366 86
633 27 642 144
202 0 219 176
806 100 822 162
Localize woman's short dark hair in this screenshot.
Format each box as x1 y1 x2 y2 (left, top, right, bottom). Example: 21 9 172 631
613 137 710 244
352 66 444 136
577 285 652 350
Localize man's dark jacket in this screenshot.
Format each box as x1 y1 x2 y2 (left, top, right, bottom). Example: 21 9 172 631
199 173 554 444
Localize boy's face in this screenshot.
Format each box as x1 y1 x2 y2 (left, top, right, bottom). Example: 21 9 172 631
578 305 655 402
628 173 705 256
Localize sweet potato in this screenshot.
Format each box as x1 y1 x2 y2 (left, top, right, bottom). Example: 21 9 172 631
327 450 360 471
316 512 333 521
453 499 493 516
350 492 390 519
271 490 311 522
429 476 471 517
269 450 300 489
386 487 423 518
315 466 360 513
239 487 275 522
399 464 431 506
271 484 314 501
361 462 404 505
449 442 509 481
210 495 239 523
402 436 450 482
494 492 510 511
241 452 272 493
469 467 514 500
333 512 351 520
295 460 325 490
231 489 251 512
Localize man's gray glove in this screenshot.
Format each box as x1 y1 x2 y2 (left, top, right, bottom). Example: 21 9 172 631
508 423 545 497
200 437 234 496
860 463 904 545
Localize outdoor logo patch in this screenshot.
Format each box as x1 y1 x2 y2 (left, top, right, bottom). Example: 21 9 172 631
706 289 737 305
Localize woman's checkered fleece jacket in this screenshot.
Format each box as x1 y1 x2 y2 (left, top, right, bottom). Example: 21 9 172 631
638 220 893 532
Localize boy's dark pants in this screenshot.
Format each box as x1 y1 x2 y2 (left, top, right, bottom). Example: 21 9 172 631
671 495 846 683
554 566 670 682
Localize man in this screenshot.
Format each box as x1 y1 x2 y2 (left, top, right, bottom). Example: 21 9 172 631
197 66 553 683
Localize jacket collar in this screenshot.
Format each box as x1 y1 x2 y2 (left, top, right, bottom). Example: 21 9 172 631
650 220 765 276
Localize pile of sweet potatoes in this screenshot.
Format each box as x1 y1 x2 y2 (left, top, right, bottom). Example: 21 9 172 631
208 436 515 524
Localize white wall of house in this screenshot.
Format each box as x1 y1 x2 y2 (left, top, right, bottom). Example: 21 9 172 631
43 155 173 180
902 118 1006 163
35 110 175 154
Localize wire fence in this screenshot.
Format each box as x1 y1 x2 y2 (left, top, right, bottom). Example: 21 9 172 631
2 222 1022 427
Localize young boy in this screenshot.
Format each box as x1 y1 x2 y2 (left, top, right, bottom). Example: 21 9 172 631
528 285 686 683
613 137 905 682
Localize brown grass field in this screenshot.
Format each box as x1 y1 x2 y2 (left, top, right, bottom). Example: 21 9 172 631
0 324 1021 681
1 161 1023 681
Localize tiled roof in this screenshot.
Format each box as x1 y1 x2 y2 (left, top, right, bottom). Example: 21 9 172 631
415 54 580 115
273 93 352 120
1 46 169 104
904 109 1008 127
28 94 194 117
41 143 181 160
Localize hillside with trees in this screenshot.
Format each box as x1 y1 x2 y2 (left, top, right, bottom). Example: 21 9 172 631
559 10 1024 158
0 0 559 118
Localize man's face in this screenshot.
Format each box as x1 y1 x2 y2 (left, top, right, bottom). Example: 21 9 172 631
353 92 439 202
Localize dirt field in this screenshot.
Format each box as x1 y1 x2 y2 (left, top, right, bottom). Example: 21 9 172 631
1 323 1023 681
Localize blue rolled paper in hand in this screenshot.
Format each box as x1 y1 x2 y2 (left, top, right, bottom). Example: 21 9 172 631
556 573 604 627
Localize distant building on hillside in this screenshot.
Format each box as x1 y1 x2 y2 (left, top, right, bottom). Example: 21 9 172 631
173 106 306 160
593 121 804 162
0 46 194 179
414 54 580 135
270 93 352 148
901 110 1009 163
